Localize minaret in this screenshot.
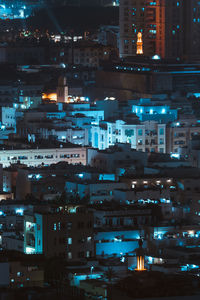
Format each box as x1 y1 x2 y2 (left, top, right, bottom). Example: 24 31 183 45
136 32 143 55
135 239 146 271
56 76 68 103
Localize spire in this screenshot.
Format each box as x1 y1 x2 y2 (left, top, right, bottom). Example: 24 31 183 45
135 239 146 271
136 32 143 55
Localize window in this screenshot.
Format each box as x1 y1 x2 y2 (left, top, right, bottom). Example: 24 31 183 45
45 155 53 159
125 129 134 137
18 156 28 160
68 252 72 259
71 154 80 158
60 154 70 158
159 128 164 135
138 129 143 136
159 138 164 145
68 237 72 245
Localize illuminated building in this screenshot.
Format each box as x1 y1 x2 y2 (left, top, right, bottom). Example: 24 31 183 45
119 0 200 61
131 99 178 122
166 123 200 154
91 120 166 153
0 145 87 167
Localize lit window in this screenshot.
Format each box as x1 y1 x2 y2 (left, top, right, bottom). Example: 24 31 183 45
87 237 92 242
68 238 72 244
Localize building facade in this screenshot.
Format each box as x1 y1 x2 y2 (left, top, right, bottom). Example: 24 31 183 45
91 120 166 153
119 0 200 60
0 146 87 167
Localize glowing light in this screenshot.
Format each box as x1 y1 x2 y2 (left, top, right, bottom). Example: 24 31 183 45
104 97 116 101
135 256 146 271
15 208 24 216
161 108 166 114
42 93 57 101
136 32 143 55
152 55 161 60
78 173 84 178
170 153 180 159
25 247 35 254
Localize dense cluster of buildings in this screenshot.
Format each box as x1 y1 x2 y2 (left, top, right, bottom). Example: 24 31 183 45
0 1 200 300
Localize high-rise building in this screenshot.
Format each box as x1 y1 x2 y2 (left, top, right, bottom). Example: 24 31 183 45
119 0 200 61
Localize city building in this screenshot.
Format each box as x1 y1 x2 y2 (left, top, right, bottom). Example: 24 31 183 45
119 0 200 60
24 210 67 257
96 60 200 100
88 143 148 172
0 143 87 167
91 120 166 153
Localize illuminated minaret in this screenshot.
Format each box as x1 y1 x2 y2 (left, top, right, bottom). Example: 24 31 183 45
136 32 143 55
135 239 146 271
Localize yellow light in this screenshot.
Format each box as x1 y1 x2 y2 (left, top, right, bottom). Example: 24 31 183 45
136 32 143 55
135 256 146 271
42 93 57 101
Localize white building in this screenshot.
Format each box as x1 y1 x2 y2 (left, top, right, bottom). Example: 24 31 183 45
91 120 166 153
0 146 87 167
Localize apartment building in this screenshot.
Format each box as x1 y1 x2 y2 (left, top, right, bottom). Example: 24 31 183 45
91 120 166 153
0 145 87 167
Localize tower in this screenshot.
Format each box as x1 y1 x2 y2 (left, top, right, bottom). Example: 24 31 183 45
136 32 143 55
135 239 146 271
56 76 68 103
